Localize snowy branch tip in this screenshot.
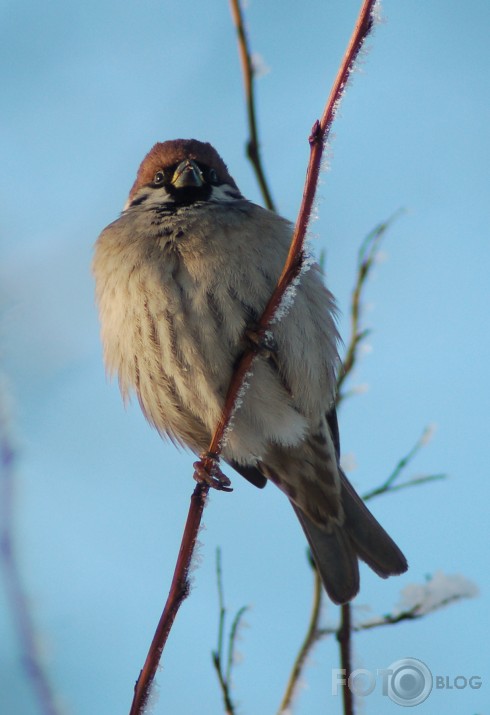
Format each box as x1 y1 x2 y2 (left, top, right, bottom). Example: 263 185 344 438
396 571 478 616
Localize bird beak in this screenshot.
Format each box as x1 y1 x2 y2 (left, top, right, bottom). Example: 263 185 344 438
171 159 204 189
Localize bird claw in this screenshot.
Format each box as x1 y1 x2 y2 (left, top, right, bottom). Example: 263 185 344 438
245 325 278 362
193 453 233 492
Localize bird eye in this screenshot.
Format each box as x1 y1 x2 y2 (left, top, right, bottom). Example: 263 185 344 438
207 168 218 184
153 171 166 185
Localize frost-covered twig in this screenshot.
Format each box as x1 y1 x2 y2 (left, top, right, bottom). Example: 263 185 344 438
0 381 63 715
229 0 276 212
275 0 379 318
129 483 208 715
318 572 478 637
394 571 478 617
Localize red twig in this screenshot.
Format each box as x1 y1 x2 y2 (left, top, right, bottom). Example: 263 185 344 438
129 1 378 712
209 0 378 460
129 484 208 715
288 0 376 274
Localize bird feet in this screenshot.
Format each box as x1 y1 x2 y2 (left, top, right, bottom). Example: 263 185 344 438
244 325 278 364
193 452 233 492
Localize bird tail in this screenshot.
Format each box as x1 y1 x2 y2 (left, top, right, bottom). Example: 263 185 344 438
292 502 360 604
291 470 408 604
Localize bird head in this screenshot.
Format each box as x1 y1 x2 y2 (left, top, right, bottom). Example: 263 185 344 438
124 139 242 210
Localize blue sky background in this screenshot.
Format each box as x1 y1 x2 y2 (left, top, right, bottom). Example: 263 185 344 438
1 1 489 713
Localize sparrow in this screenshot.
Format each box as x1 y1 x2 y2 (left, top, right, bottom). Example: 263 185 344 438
93 138 407 604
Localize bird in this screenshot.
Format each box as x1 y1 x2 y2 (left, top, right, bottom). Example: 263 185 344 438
93 138 407 604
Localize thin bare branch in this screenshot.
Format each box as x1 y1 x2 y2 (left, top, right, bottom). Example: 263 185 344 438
226 606 248 686
364 473 446 502
211 548 243 715
353 606 421 631
362 427 446 502
336 212 402 403
212 647 236 715
215 548 226 669
288 0 378 287
318 597 462 640
337 604 354 715
320 590 474 638
0 389 63 715
229 0 276 212
316 607 420 639
277 569 323 715
129 483 209 715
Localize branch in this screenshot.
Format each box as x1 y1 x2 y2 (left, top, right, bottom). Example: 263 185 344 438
226 606 248 686
211 548 245 715
362 426 446 502
212 660 235 715
316 608 420 639
212 601 249 715
129 483 209 715
290 0 377 280
337 604 354 715
352 605 421 631
0 385 63 715
336 212 402 403
317 571 478 640
277 569 323 714
363 472 446 502
214 548 226 675
130 2 380 711
229 0 276 212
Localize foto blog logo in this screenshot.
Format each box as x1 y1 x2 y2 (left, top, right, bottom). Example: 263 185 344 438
332 657 482 707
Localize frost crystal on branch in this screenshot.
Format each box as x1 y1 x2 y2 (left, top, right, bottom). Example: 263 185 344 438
420 423 437 446
396 571 478 616
250 52 270 77
271 250 313 326
219 369 254 449
142 679 160 715
372 0 383 25
270 280 298 325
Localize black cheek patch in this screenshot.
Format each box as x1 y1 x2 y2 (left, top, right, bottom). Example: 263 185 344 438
130 193 149 207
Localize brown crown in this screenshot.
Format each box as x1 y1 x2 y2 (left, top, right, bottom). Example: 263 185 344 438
128 139 239 200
